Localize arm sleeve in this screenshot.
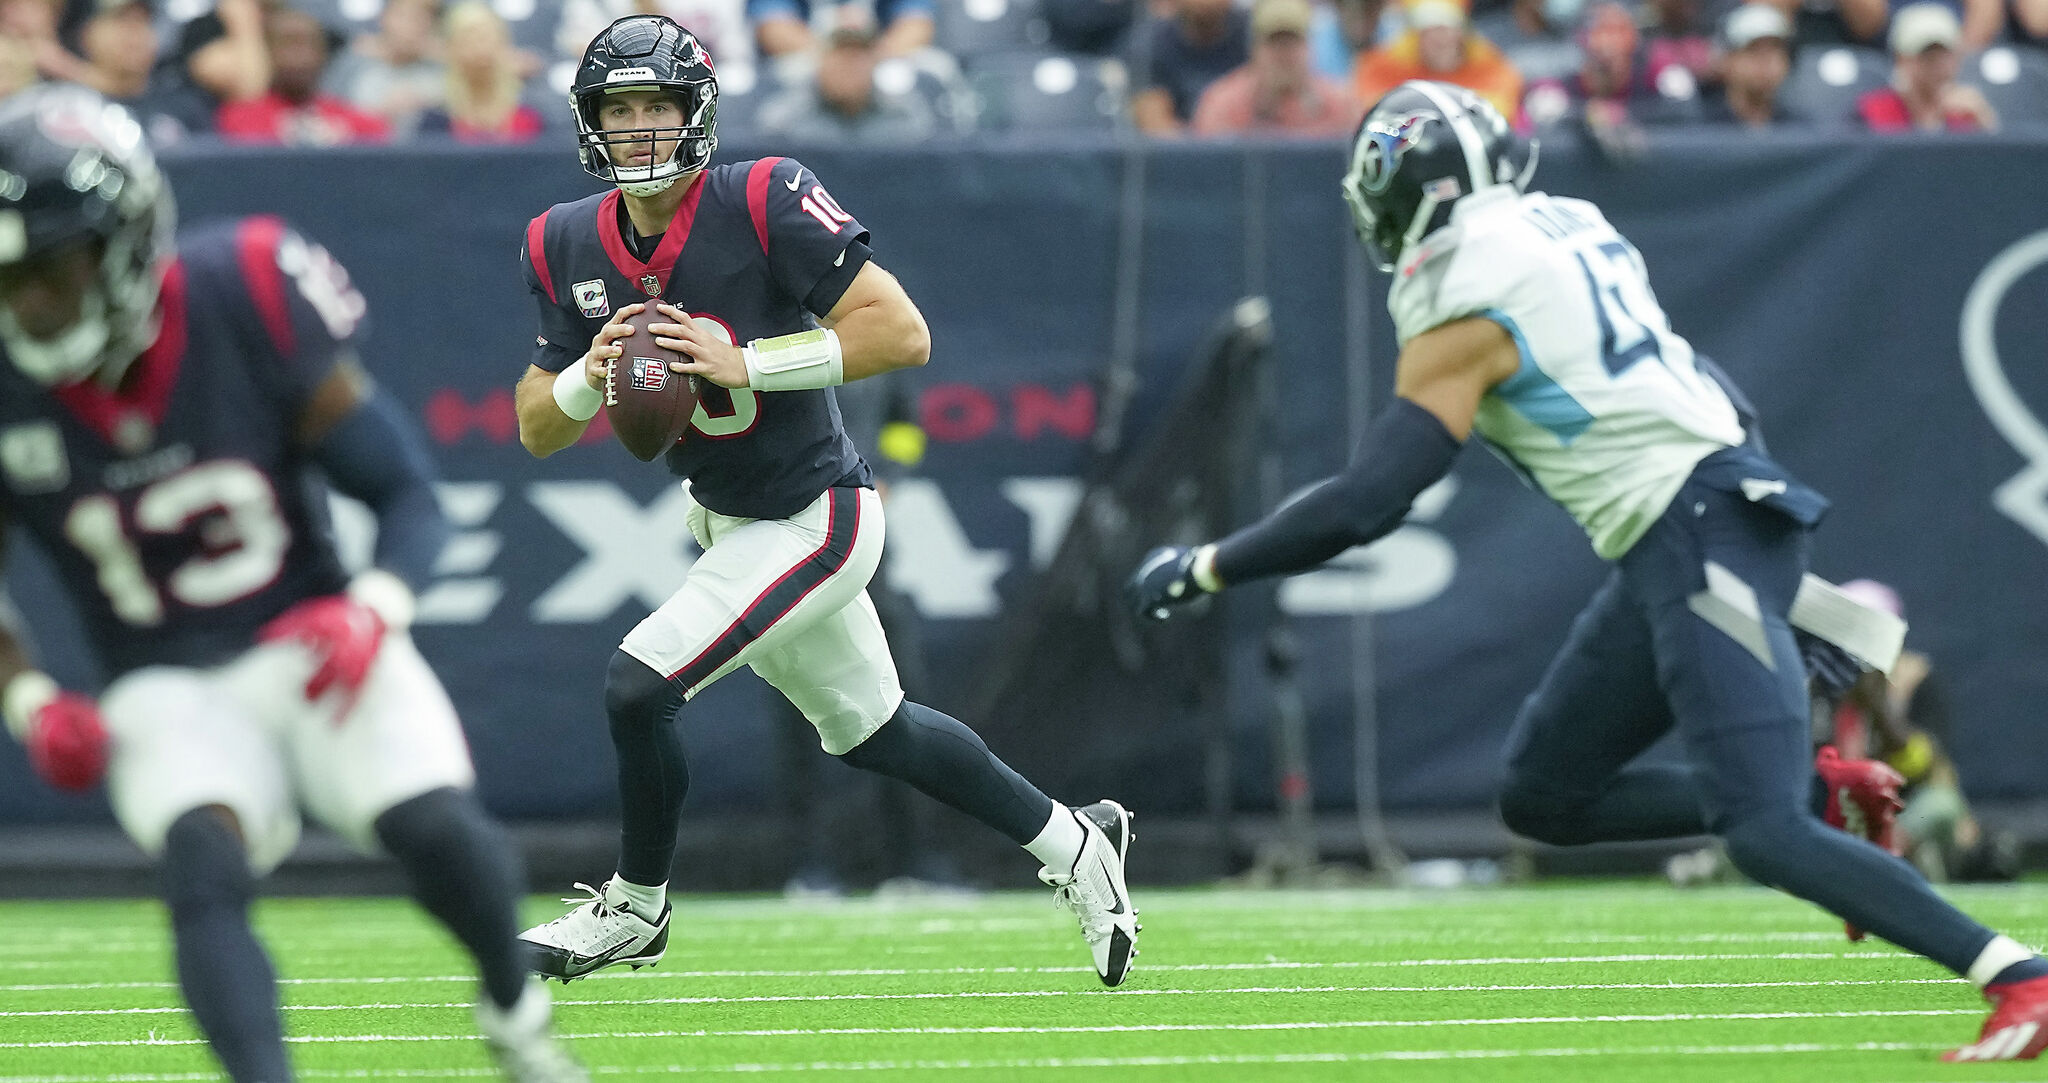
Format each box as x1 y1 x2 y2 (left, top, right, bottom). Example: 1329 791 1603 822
1211 398 1462 586
803 238 873 317
521 213 585 373
756 157 873 315
311 389 449 594
233 218 367 414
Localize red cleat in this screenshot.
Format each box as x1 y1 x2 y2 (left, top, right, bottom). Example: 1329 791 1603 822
1947 975 2048 1061
1815 747 1905 941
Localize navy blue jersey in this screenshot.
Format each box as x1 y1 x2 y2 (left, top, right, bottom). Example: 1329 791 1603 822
0 217 362 676
521 156 874 521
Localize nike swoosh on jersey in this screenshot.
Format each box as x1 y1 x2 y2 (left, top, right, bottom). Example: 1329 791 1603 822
785 169 804 191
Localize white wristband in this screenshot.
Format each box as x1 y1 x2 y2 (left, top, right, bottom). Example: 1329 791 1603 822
348 568 417 630
553 360 603 421
743 328 844 392
3 670 58 742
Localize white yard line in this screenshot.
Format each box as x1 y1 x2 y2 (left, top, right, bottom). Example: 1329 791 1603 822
0 1040 1959 1080
0 977 1972 1018
0 950 1925 994
0 1007 1981 1050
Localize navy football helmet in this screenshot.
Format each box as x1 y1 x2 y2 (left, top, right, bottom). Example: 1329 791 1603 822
1341 81 1537 271
0 86 173 387
572 15 719 197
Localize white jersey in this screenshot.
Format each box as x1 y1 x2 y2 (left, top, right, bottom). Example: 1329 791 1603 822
1388 188 1745 559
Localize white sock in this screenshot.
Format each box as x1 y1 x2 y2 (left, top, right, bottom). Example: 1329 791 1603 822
610 876 667 922
1968 934 2037 988
1022 803 1087 872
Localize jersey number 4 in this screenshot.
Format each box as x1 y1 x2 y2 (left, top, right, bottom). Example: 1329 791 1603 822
1574 240 1664 376
64 460 288 627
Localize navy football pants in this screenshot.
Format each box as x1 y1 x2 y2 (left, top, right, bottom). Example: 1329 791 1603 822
1498 475 1995 976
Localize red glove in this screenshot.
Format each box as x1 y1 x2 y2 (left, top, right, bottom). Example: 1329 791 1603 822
25 693 109 792
1816 746 1906 942
258 595 387 720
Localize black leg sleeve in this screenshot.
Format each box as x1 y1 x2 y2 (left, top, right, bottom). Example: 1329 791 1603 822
373 787 529 1011
160 808 293 1083
838 701 1054 845
605 650 690 886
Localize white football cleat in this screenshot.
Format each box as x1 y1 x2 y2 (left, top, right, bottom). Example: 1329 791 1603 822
474 980 589 1082
518 879 669 982
1040 799 1140 986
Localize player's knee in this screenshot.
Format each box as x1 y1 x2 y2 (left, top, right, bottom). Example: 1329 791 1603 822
160 806 255 917
604 650 678 731
1497 775 1594 846
374 787 491 863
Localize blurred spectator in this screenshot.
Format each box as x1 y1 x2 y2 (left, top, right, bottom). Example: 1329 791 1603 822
752 0 934 61
757 13 936 139
417 0 545 141
1470 0 1582 85
1823 0 2002 49
1822 581 2019 884
2 0 88 84
1524 1 1697 130
1643 0 1715 89
74 0 205 143
1193 0 1358 134
1130 0 1252 134
1700 2 1799 124
2015 0 2048 43
1353 0 1522 121
1045 0 1138 54
1856 2 1997 129
155 0 272 125
0 31 34 96
216 6 391 144
1308 0 1360 79
328 0 445 136
559 0 755 97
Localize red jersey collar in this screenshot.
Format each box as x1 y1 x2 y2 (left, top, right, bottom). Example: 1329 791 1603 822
53 259 189 451
597 173 707 298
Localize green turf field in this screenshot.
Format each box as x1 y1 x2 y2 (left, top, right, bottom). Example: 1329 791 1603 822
0 882 2044 1081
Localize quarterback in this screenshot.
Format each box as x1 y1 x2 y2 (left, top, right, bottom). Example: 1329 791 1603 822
513 16 1139 987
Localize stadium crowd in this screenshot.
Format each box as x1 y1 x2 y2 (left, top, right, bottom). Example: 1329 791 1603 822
0 0 2037 146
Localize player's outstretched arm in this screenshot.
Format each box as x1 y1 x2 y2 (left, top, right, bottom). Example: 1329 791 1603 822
1127 317 1520 620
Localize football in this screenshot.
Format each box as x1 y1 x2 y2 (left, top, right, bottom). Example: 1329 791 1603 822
604 306 698 462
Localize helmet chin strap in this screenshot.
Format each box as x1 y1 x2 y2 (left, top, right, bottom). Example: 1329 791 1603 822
617 173 682 197
0 289 114 387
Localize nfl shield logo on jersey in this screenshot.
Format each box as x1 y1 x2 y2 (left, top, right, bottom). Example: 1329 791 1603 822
0 421 69 494
630 356 668 392
572 279 610 319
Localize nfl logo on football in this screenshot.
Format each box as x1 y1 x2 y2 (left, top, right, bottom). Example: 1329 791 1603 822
630 356 667 392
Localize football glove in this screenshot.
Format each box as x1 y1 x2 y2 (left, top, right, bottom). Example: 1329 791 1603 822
258 594 387 720
1815 746 1906 942
1127 546 1210 621
25 692 109 793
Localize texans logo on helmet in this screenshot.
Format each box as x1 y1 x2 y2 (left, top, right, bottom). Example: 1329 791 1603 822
1359 115 1431 195
630 356 668 392
686 37 714 73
